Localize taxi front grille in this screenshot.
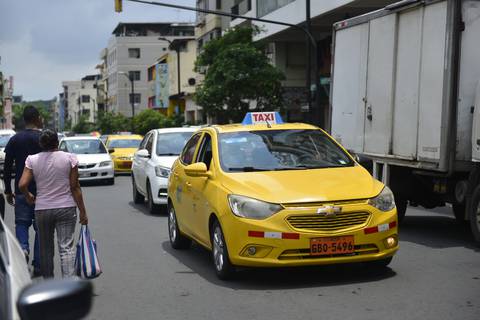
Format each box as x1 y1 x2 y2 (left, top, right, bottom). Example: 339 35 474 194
286 212 370 232
79 163 96 169
282 199 368 208
278 244 379 260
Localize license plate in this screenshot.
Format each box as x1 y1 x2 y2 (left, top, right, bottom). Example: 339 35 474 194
310 236 355 256
120 161 131 168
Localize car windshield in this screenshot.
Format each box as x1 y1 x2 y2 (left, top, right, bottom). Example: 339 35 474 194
219 129 354 172
156 132 193 156
65 140 107 154
0 135 13 148
108 139 141 148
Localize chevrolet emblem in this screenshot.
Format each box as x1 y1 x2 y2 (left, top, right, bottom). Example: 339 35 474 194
317 205 342 217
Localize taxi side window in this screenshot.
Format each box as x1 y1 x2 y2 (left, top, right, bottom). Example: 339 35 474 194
59 142 68 152
180 134 201 165
196 134 213 170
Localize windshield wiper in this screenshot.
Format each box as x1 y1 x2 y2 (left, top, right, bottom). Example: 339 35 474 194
227 167 271 172
273 166 310 171
157 153 179 156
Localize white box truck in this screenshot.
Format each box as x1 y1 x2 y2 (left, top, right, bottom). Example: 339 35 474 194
330 0 480 242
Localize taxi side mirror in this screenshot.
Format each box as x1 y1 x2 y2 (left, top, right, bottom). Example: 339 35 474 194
108 148 115 154
185 162 210 178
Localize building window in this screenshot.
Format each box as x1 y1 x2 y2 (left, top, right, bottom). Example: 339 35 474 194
129 71 141 81
128 48 140 58
216 0 221 9
129 93 141 104
148 96 156 108
81 95 90 103
257 0 295 17
82 109 90 117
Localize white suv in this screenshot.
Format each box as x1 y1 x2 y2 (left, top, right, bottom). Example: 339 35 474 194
131 127 197 213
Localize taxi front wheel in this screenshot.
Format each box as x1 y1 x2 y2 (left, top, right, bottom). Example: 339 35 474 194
168 205 191 249
211 221 235 280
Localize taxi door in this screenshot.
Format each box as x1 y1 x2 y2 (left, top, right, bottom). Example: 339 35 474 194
188 132 215 247
172 133 202 237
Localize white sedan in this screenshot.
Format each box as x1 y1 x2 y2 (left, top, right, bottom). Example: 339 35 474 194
59 137 114 185
132 127 197 213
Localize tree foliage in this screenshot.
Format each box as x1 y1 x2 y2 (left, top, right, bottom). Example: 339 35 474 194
195 26 285 123
133 109 184 136
72 115 96 134
96 111 130 134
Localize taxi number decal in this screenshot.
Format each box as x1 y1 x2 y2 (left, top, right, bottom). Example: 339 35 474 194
310 236 354 256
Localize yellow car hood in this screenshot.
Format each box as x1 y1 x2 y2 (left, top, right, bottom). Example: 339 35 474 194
111 148 137 157
220 165 383 204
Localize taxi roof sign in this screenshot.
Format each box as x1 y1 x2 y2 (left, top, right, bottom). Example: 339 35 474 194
241 112 284 125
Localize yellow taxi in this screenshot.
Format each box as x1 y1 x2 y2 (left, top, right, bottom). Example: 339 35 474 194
167 112 398 279
106 135 143 173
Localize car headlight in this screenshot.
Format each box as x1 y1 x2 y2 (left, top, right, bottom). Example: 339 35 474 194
228 194 283 220
99 161 112 167
368 186 396 212
155 166 171 178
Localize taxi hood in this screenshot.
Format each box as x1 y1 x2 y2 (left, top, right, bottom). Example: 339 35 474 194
111 148 137 157
220 165 383 204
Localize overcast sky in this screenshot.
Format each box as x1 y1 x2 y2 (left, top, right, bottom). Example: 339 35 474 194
0 0 195 101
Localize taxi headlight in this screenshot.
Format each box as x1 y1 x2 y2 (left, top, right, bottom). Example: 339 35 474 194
369 186 395 212
228 194 282 220
99 161 112 167
155 166 171 178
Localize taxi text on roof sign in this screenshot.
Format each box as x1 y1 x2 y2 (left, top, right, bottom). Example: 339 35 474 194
241 112 284 125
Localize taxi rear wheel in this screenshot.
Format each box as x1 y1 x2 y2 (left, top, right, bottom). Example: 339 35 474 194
168 205 191 249
211 221 235 280
132 176 144 204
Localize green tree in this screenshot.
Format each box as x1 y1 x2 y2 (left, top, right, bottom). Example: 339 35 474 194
97 111 129 134
133 109 167 136
194 26 285 123
72 115 96 134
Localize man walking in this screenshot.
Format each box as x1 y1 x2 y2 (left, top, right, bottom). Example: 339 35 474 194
3 105 43 275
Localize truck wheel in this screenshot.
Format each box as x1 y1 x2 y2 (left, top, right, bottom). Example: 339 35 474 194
396 197 407 223
469 185 480 244
452 202 466 223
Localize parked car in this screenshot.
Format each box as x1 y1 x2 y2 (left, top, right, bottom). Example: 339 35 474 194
106 135 143 174
0 129 16 174
0 214 93 320
59 137 114 185
132 128 197 213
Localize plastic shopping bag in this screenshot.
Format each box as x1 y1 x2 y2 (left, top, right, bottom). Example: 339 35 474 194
75 225 102 279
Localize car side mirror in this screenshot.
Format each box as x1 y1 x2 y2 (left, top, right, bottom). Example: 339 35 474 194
136 149 150 158
347 149 361 163
17 279 93 320
185 162 210 178
108 148 115 154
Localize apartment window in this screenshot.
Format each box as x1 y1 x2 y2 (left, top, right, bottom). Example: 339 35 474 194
82 109 90 117
128 48 141 58
129 71 141 81
216 0 221 9
81 95 90 103
257 0 295 17
129 93 141 104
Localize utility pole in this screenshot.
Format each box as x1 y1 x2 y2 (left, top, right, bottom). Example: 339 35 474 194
118 71 136 132
119 0 323 128
305 0 312 123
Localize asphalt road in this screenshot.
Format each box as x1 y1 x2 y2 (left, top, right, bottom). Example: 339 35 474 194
4 176 480 320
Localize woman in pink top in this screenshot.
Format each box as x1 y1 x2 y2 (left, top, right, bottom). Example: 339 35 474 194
19 130 88 278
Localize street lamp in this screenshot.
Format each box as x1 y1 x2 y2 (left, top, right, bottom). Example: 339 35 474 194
158 37 181 112
118 71 135 132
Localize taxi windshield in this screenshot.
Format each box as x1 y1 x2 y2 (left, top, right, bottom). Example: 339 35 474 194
108 139 141 148
219 129 354 172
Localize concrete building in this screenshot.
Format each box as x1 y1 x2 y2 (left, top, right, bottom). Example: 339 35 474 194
147 37 201 123
104 22 194 117
0 72 14 130
221 0 398 123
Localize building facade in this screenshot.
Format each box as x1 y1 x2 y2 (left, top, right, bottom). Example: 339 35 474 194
0 72 14 130
103 23 194 117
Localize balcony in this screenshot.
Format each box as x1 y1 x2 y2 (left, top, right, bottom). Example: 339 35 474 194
231 0 252 20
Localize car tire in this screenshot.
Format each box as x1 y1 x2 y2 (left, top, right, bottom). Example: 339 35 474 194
132 175 145 204
395 197 407 223
368 256 393 269
168 204 191 249
211 220 235 280
452 202 467 223
147 181 161 214
469 185 480 244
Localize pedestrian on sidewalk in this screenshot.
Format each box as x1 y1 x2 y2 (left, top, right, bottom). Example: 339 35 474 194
3 105 42 275
19 129 88 278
